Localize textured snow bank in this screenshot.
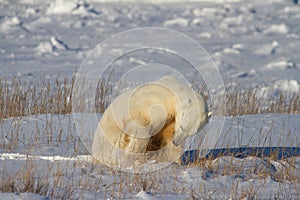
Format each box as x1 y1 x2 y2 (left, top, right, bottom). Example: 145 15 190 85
135 191 156 200
46 0 77 14
164 17 189 27
46 0 99 15
264 24 289 35
0 193 50 200
258 81 299 98
36 41 54 55
254 41 279 56
274 79 299 93
36 36 69 55
0 17 20 32
265 59 297 70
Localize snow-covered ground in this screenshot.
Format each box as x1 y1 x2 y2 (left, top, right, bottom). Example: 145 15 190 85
1 0 299 88
0 114 299 199
1 0 300 199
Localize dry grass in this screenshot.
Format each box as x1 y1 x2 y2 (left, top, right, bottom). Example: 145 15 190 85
223 84 300 116
0 72 115 119
0 159 75 199
0 76 73 118
0 74 299 199
0 74 299 119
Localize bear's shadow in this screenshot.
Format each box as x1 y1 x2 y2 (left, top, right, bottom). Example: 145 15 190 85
182 147 300 164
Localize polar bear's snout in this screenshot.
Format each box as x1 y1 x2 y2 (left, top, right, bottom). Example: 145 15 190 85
172 126 187 146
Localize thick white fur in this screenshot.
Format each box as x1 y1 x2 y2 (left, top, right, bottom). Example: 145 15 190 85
92 76 210 166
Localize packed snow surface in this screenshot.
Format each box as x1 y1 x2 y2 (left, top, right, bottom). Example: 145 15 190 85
0 114 299 199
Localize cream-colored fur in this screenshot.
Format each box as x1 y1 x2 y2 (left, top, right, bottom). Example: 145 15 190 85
92 76 211 167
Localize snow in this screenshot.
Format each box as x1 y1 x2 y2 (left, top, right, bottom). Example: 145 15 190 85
265 59 298 70
274 79 299 93
263 23 289 35
192 8 202 17
0 17 20 32
0 193 51 200
163 17 189 27
196 31 212 38
46 0 78 15
135 191 155 199
0 0 299 84
222 15 243 26
36 41 55 55
0 153 92 162
0 114 299 198
222 47 240 55
232 44 243 50
254 41 279 56
0 0 300 198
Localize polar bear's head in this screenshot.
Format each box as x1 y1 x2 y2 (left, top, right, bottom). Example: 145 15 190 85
172 91 212 146
152 76 211 147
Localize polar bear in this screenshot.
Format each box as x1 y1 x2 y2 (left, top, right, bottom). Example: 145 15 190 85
92 76 211 167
